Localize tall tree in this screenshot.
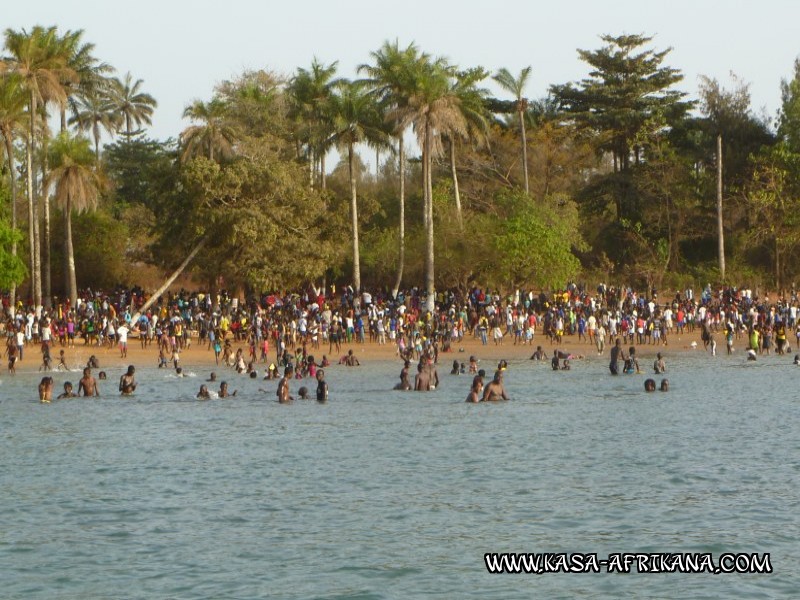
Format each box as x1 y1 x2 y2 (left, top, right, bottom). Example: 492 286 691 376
359 40 425 297
3 25 76 308
552 34 690 221
778 58 800 153
698 73 772 281
44 132 102 306
109 72 157 139
330 80 391 291
493 66 532 194
395 56 466 312
0 73 27 311
448 67 489 227
180 99 237 163
287 59 339 189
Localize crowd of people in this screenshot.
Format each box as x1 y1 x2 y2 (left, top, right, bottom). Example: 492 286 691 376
7 281 800 403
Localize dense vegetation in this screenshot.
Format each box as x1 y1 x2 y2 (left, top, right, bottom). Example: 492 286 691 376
2 28 800 310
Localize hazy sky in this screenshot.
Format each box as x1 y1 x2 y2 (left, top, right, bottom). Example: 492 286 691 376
5 0 799 144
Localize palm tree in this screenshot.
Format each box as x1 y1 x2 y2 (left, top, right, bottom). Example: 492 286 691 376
359 40 425 298
287 59 339 189
109 72 157 138
59 29 112 132
0 73 28 311
44 132 102 307
3 25 76 308
447 67 489 228
330 80 391 291
494 66 532 194
180 99 237 163
394 57 467 312
69 87 120 157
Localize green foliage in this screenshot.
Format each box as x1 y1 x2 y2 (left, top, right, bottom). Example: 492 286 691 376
491 191 586 289
0 207 26 289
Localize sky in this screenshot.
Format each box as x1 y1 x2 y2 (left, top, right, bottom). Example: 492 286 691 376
4 0 800 146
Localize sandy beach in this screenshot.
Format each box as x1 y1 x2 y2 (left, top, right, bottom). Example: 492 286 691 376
9 327 725 376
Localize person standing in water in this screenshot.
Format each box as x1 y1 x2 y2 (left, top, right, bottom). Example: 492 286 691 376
78 368 100 397
277 366 294 403
119 365 137 395
609 339 626 375
315 369 329 402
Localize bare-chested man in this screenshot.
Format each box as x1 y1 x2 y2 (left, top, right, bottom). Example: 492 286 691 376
277 366 294 403
78 367 99 397
482 371 509 401
119 365 137 395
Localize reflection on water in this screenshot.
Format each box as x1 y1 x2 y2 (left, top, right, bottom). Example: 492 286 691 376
2 352 798 598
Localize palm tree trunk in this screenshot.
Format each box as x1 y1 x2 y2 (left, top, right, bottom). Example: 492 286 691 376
391 136 405 299
348 143 361 291
131 236 209 323
41 154 51 310
126 114 132 139
5 135 18 316
65 196 77 307
716 134 725 280
321 152 326 190
60 107 67 133
94 122 100 160
519 108 529 195
375 148 380 180
449 138 463 229
424 121 435 313
28 90 42 308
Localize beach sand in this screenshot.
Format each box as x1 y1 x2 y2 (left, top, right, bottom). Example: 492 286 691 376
9 328 730 375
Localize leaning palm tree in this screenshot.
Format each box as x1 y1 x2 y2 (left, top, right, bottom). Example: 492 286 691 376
359 40 426 298
394 57 467 312
0 73 28 311
69 87 121 158
109 72 157 139
180 98 237 163
3 26 76 308
493 66 532 194
330 80 391 291
44 132 102 307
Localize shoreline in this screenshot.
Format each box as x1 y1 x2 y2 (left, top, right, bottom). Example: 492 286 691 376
7 327 772 377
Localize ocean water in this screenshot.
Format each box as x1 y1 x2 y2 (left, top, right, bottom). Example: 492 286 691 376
1 351 798 599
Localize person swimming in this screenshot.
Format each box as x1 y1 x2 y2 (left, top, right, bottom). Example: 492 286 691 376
394 360 412 391
660 378 669 392
465 376 483 403
57 381 77 399
450 360 460 375
644 378 656 392
481 370 509 401
197 384 211 399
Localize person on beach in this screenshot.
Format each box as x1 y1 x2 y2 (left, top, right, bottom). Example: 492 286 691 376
277 367 293 403
315 369 328 402
119 365 137 395
78 367 99 397
57 382 77 399
482 370 509 401
38 377 54 403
